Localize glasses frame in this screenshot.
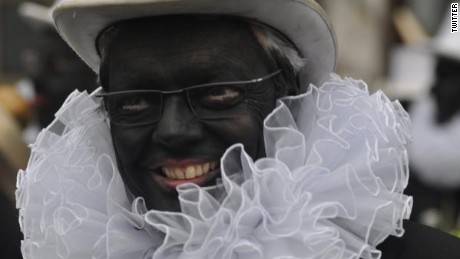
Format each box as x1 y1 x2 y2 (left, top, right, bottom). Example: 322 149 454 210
97 69 282 126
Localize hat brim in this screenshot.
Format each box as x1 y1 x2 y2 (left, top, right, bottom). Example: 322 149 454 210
53 0 336 86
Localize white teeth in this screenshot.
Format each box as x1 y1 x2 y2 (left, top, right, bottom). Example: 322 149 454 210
203 163 210 174
161 162 218 180
195 165 203 176
175 168 185 180
185 166 196 179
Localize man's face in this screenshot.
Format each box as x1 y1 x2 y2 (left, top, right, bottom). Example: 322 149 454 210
101 16 278 211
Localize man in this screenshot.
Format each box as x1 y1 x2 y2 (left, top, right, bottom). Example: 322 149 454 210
407 7 460 232
16 0 460 258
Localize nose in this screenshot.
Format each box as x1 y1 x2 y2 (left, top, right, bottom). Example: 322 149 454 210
152 95 202 150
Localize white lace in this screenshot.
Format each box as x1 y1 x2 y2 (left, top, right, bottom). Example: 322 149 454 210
16 74 412 259
409 95 460 189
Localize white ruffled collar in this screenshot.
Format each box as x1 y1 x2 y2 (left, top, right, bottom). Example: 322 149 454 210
16 74 412 259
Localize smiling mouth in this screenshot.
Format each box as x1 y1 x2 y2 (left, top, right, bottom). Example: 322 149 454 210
162 161 218 180
152 160 220 190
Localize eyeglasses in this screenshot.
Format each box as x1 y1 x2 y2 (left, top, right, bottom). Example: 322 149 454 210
96 69 281 126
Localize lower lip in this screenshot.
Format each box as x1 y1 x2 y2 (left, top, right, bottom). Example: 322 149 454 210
153 168 219 190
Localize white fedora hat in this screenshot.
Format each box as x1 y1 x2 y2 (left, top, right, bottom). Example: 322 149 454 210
52 0 336 86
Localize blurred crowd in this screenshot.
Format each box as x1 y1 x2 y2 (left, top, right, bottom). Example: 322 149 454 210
0 0 459 258
0 2 96 258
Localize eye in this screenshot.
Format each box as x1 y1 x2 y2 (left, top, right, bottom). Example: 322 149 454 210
105 92 162 126
205 87 241 103
121 97 150 111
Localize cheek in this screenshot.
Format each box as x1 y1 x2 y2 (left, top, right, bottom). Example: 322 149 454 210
204 113 265 156
111 126 153 166
204 89 276 156
246 85 277 120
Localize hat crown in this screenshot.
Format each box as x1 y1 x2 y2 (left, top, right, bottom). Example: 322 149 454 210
52 0 336 86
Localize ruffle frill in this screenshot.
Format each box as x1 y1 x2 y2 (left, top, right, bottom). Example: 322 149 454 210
16 74 412 259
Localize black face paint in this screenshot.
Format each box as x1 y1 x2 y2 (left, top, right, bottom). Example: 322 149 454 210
100 16 279 212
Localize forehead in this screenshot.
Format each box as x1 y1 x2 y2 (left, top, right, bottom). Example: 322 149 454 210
101 16 271 90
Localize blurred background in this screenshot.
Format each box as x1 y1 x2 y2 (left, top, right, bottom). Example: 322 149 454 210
0 0 97 258
0 0 458 258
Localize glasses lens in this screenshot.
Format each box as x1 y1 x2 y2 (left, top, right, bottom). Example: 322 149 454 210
188 84 246 119
105 92 162 126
